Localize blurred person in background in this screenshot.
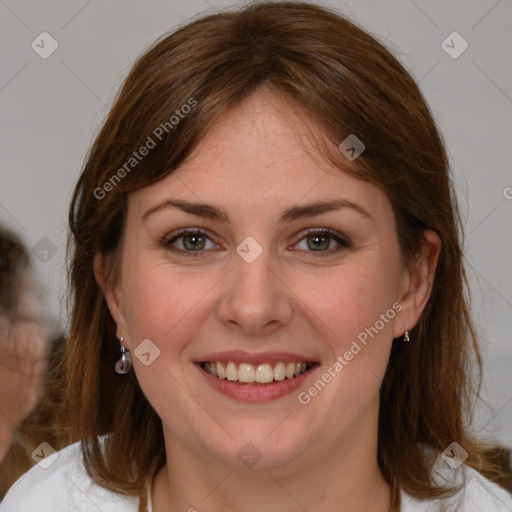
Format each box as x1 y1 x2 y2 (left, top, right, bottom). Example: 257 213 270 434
0 226 56 498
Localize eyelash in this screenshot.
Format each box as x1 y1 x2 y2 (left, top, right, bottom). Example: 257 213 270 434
161 228 351 258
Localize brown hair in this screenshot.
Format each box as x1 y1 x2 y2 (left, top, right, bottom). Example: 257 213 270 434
62 1 509 509
0 227 29 319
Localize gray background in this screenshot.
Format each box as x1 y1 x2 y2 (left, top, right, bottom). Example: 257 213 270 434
1 0 511 448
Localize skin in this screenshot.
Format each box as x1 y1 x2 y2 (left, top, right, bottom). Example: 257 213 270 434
96 88 441 511
0 280 47 464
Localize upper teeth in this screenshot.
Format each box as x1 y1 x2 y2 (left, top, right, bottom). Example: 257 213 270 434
203 361 309 383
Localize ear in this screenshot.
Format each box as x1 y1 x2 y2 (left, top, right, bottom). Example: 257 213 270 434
393 230 441 338
93 251 128 340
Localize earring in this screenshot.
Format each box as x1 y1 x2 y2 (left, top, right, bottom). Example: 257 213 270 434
403 331 410 342
115 337 132 374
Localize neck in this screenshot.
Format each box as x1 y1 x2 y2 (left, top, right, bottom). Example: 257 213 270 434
152 413 391 512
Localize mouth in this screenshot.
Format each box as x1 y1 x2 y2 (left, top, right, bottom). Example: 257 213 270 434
201 360 315 384
196 356 319 402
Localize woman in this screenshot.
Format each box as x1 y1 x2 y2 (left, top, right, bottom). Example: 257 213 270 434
2 2 511 510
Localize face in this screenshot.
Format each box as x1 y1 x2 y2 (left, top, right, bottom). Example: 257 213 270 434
0 279 47 463
102 90 436 473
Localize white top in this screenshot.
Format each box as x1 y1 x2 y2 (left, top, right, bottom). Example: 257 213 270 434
1 441 511 511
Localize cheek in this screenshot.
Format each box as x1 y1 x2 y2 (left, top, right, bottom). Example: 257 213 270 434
121 257 218 348
297 258 399 349
119 259 215 431
293 261 399 428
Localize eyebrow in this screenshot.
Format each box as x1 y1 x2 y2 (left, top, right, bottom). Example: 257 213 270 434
142 198 373 223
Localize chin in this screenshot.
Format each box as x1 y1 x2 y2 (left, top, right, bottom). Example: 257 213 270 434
197 421 314 471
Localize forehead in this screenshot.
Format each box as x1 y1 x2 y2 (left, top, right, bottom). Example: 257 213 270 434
129 90 391 223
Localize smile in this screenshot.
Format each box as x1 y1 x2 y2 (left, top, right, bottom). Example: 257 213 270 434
202 361 312 384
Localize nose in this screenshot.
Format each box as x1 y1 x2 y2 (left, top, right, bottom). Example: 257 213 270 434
216 242 294 337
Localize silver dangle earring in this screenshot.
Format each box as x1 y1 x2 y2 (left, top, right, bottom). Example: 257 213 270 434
403 331 410 342
115 337 132 374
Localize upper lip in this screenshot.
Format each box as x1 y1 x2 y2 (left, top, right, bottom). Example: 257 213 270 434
195 350 318 365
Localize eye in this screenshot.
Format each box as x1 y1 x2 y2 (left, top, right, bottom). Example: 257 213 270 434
291 228 350 255
162 228 221 257
162 227 350 258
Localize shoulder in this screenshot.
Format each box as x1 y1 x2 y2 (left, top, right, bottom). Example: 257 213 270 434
401 458 512 511
459 465 512 511
0 440 139 511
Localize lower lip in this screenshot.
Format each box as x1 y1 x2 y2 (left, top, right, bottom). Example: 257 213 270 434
196 363 317 402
